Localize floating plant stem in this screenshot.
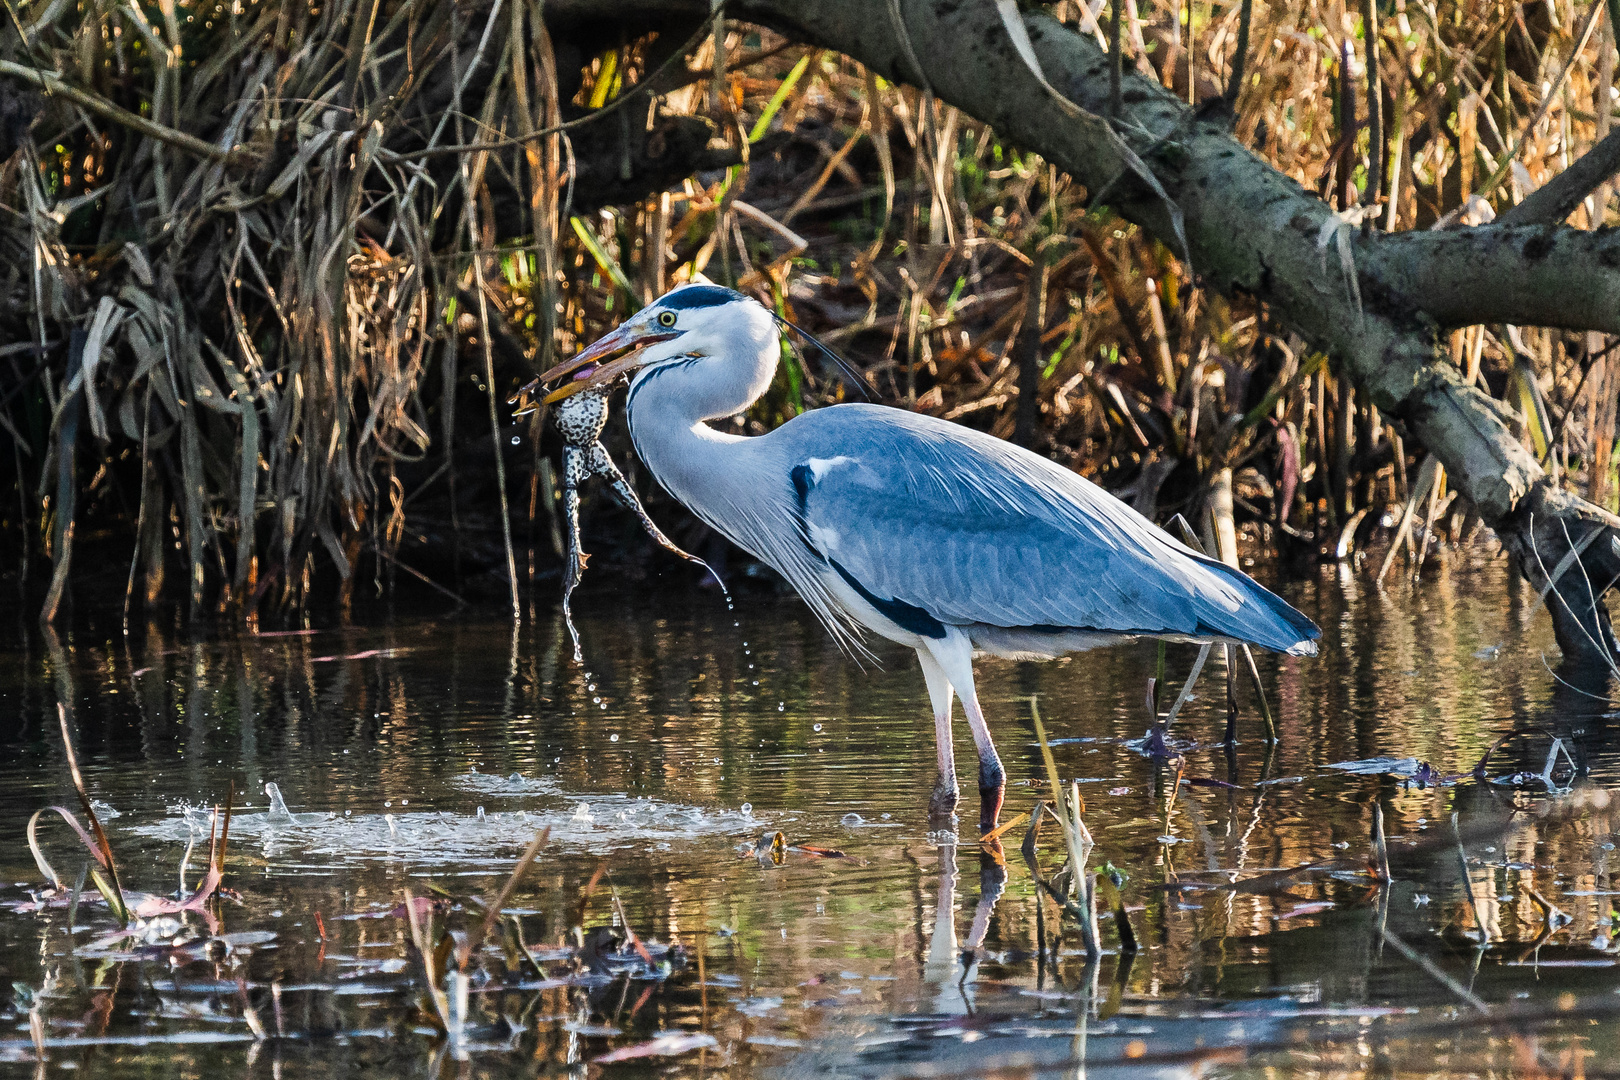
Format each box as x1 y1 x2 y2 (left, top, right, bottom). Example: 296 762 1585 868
459 826 551 970
1452 812 1489 945
1371 802 1391 883
55 704 128 926
404 885 454 1033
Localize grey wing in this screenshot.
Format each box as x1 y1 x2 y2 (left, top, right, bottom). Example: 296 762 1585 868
782 405 1319 656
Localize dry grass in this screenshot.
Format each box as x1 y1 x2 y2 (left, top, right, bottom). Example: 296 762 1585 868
1 0 1617 620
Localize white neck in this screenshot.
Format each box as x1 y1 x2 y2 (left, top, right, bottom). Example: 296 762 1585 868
623 330 779 527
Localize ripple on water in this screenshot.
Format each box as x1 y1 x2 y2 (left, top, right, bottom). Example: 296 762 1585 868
131 773 790 867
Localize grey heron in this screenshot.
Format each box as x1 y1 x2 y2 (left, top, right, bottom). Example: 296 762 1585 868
526 283 1320 830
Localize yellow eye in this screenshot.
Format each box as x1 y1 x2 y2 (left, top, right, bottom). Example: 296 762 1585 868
657 311 677 327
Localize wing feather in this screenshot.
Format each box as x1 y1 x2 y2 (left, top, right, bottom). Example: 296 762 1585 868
772 404 1319 655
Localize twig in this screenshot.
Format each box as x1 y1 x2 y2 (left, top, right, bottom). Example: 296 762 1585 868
0 60 232 162
1361 0 1383 233
390 14 724 161
1240 644 1279 743
458 827 550 970
1161 643 1210 729
1452 812 1489 945
1499 126 1620 225
1476 0 1605 203
1111 0 1125 117
1371 801 1391 882
1381 927 1490 1013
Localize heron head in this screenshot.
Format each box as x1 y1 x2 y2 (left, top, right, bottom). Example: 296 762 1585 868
531 284 776 407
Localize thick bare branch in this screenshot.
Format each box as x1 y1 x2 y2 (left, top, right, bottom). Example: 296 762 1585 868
1371 225 1620 333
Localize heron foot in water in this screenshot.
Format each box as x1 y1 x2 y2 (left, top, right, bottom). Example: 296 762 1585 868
978 785 1005 834
977 757 1005 833
928 774 960 823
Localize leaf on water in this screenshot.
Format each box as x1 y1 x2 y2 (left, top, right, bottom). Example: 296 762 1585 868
794 844 849 859
593 1032 718 1063
388 896 447 919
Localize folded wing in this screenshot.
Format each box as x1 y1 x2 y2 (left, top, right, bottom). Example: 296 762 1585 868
783 405 1319 656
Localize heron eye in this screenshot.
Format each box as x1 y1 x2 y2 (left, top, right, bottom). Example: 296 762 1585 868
657 311 677 327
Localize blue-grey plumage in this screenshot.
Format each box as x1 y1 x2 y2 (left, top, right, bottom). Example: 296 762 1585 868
526 282 1320 828
776 404 1319 658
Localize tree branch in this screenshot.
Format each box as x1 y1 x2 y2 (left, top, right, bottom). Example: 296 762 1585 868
0 59 232 162
701 0 1541 519
1370 224 1620 332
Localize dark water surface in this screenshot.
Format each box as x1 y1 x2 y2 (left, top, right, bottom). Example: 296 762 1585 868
3 555 1620 1078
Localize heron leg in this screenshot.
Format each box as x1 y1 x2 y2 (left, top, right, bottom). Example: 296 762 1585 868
924 630 1004 832
917 647 959 819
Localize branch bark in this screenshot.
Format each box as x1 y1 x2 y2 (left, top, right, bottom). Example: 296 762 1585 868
1371 225 1620 333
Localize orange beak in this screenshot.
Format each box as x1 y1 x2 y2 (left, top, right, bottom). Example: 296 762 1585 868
509 323 680 414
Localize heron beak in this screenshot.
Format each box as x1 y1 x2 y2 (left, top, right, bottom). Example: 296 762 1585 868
528 323 680 406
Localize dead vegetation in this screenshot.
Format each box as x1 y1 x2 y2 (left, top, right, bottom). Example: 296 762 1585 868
2 0 1619 623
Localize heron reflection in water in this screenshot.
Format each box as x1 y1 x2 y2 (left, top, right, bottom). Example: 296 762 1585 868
521 284 1320 831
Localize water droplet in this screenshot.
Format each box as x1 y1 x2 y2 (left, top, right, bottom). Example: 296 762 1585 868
344 809 352 817
511 436 521 445
400 799 408 806
740 803 753 816
610 733 619 742
591 696 601 704
842 813 864 826
778 703 785 711
813 723 822 732
599 702 607 710
384 800 392 807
